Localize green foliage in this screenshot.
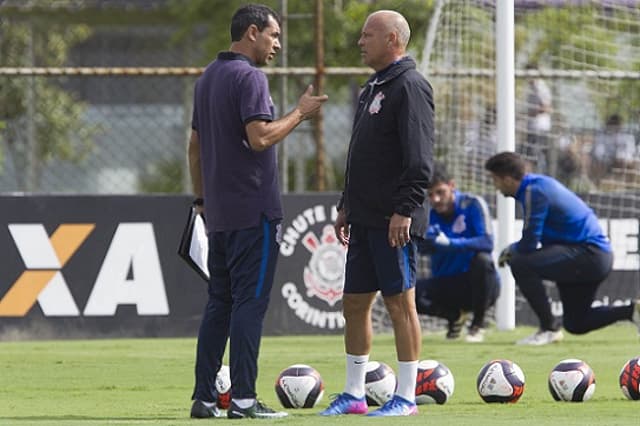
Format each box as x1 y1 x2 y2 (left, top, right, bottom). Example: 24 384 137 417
286 154 345 192
0 19 96 183
517 8 613 68
138 157 185 193
516 6 640 124
168 1 436 191
169 0 435 67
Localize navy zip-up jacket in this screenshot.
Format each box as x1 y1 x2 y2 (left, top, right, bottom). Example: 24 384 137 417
514 174 611 253
338 57 434 237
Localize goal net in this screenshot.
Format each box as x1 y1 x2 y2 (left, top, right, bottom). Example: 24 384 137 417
372 0 640 334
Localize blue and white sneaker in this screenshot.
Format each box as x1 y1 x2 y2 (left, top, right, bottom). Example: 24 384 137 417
366 395 417 417
319 393 368 416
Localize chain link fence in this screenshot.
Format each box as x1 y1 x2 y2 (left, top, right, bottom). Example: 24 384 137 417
0 69 366 194
1 1 639 196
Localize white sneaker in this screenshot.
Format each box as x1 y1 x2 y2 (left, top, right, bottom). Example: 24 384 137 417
516 329 564 346
465 326 485 343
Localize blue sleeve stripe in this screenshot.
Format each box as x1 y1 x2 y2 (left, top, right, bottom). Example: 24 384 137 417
524 186 532 230
402 245 412 290
255 218 270 298
469 194 493 236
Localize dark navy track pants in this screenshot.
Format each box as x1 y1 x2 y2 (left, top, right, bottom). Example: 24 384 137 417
192 217 279 402
509 243 633 334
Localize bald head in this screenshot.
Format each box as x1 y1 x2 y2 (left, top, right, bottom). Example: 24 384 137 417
358 10 411 71
367 10 410 49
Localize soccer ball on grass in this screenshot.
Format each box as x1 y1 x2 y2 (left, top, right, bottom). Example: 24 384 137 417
476 359 525 403
619 357 640 400
364 361 396 406
274 364 324 408
215 365 231 409
548 359 596 402
415 359 454 405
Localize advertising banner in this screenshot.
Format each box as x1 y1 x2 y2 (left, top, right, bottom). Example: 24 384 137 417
0 194 637 340
0 195 201 339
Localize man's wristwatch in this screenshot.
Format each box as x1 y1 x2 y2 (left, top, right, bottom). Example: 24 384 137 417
192 197 204 206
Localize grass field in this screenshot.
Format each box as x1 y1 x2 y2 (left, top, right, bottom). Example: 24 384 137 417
1 324 639 425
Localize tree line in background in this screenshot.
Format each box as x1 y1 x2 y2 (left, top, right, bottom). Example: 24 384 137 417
0 0 638 192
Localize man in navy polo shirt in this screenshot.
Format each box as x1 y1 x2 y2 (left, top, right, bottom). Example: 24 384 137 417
187 3 327 419
485 151 640 346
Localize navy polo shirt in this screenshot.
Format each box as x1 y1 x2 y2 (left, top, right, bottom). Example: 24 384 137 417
192 52 283 232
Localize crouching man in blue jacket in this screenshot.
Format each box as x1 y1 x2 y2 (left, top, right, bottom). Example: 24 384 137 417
485 151 640 346
415 162 500 343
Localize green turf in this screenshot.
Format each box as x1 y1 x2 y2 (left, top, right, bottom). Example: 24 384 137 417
1 324 639 425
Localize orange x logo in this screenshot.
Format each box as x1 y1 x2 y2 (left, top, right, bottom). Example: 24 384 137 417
0 224 94 316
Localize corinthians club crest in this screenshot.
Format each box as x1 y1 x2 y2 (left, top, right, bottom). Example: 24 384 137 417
368 91 385 115
302 225 345 307
277 203 346 330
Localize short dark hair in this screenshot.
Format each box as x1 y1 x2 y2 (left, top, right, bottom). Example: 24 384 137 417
428 161 452 188
230 4 281 42
484 151 526 180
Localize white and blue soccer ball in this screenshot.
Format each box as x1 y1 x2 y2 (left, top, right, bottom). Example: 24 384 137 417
364 361 397 406
274 364 324 408
548 359 596 402
476 359 525 403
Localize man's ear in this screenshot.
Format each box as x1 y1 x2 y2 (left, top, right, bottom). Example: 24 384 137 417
387 32 397 47
449 180 456 190
246 24 259 42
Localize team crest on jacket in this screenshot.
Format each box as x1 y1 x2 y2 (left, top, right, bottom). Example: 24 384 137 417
452 214 466 234
368 91 385 115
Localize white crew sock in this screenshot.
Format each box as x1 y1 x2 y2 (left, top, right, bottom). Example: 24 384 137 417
343 353 369 398
232 398 255 409
395 360 418 402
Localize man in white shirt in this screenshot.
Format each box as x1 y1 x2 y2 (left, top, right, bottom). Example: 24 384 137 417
523 62 552 173
590 113 637 184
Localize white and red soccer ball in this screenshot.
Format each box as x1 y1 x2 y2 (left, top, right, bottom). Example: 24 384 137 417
215 365 231 409
415 359 455 404
548 359 596 402
274 364 324 408
476 359 525 403
619 356 640 401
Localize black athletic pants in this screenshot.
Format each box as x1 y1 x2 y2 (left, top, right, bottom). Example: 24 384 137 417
415 252 500 328
508 243 633 334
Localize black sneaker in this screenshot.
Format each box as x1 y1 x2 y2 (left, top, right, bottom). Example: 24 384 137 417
227 399 288 419
190 399 221 418
446 312 469 340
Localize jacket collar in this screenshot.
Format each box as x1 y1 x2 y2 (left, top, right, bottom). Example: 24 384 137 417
366 56 416 86
515 174 534 199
